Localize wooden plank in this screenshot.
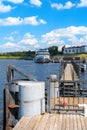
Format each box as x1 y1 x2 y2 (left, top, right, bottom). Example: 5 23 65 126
13 117 32 130
33 115 42 130
57 114 62 130
13 114 87 130
49 114 56 130
61 114 66 130
80 115 86 130
25 116 40 130
73 115 77 130
76 115 82 130
60 63 79 82
53 114 59 130
65 114 70 130
36 113 49 130
45 114 56 130
69 115 74 130
50 97 87 111
84 117 87 129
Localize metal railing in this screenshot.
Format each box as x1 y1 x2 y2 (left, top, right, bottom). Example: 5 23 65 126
47 80 87 114
47 61 87 114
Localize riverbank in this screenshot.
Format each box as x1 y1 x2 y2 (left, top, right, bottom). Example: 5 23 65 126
52 53 87 60
0 56 34 60
0 53 87 60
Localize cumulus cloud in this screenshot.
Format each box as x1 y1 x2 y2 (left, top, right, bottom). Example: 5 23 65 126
7 0 24 4
20 33 40 49
0 17 22 26
20 33 38 45
30 0 42 7
24 16 46 25
0 1 12 12
0 32 40 52
0 42 28 52
51 1 75 10
41 26 87 47
77 0 87 7
19 33 41 50
51 0 87 9
4 36 14 41
0 16 46 26
1 26 87 52
2 42 16 48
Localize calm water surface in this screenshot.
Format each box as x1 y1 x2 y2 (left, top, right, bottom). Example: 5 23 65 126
0 59 60 129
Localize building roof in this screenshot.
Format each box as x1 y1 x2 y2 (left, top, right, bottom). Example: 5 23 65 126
65 45 86 49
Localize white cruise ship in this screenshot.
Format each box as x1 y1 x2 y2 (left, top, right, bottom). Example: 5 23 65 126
34 49 51 63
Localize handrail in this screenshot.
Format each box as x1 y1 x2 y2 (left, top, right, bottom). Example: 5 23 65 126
6 64 37 82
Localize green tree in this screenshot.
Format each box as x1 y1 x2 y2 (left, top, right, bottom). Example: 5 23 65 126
62 45 65 54
48 46 58 56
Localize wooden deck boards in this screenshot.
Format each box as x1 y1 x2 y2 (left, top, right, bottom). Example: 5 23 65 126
61 64 79 84
13 113 87 130
50 97 87 110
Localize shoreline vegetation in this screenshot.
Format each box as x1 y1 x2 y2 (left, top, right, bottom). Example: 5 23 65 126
0 52 87 60
0 46 87 60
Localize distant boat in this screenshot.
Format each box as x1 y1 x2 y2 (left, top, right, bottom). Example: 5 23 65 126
34 49 51 63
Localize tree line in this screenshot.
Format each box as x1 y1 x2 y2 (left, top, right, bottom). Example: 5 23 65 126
0 46 63 58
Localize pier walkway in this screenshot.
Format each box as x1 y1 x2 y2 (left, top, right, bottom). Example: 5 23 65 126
60 63 79 81
13 113 87 130
48 62 87 113
4 63 87 130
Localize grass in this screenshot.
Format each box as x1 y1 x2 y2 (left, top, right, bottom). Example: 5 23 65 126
54 53 87 60
0 55 22 59
0 53 87 60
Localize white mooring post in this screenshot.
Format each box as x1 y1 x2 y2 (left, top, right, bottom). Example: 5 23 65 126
78 104 87 117
47 75 59 113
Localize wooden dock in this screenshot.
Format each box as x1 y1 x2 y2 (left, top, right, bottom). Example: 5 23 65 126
13 113 87 130
60 63 79 85
50 97 87 111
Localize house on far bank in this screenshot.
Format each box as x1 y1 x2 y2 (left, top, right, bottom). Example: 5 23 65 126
63 45 87 54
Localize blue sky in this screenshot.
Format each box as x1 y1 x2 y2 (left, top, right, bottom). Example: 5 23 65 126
0 0 87 52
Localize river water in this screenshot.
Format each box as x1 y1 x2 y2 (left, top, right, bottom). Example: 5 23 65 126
0 59 60 129
0 60 87 129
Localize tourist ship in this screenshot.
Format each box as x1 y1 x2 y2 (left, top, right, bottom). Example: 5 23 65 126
34 49 51 63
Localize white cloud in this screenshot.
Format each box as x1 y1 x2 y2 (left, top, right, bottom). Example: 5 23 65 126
20 33 39 46
1 26 87 52
41 26 87 47
11 31 18 35
77 0 87 7
0 17 22 26
0 16 46 26
24 16 46 25
51 1 75 10
0 42 19 52
39 19 46 24
30 0 42 7
0 42 30 52
19 33 40 49
2 42 16 48
7 0 24 4
0 1 12 12
0 32 40 52
4 36 14 41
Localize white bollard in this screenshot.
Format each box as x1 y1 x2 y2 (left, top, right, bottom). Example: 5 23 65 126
78 104 87 117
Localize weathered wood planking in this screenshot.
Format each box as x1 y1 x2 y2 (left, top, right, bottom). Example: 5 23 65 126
50 97 87 110
13 113 87 130
60 63 79 86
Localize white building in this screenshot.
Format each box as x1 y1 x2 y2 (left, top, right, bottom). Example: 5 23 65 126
63 45 87 54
